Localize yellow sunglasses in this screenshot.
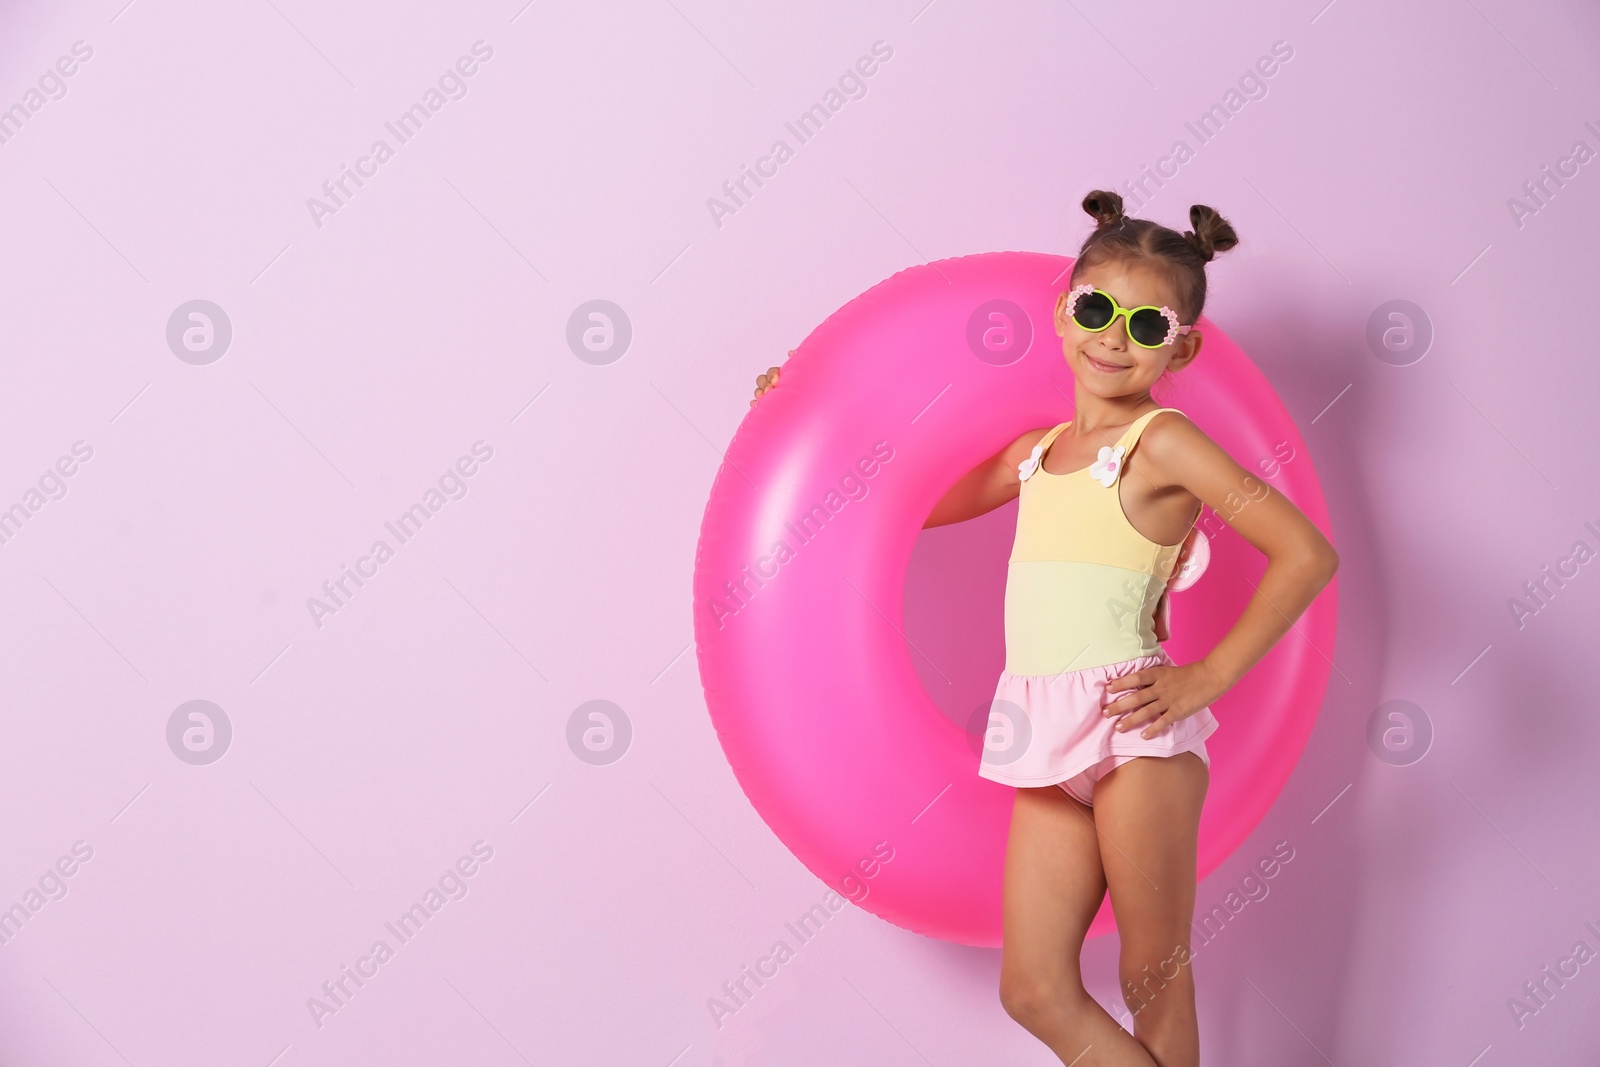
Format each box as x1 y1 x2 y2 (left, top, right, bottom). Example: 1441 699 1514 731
1064 283 1193 349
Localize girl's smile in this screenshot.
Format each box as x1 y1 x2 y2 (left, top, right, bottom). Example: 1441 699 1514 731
1084 353 1129 374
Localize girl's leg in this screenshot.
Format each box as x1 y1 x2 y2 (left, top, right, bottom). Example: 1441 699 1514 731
1092 752 1210 1067
999 785 1161 1066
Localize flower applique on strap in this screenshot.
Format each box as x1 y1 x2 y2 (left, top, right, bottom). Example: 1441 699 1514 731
1017 443 1045 482
1088 444 1125 487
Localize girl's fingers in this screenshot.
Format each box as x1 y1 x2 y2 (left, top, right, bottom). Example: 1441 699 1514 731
1137 711 1175 739
1104 686 1157 720
1103 679 1136 714
1105 669 1146 694
1115 700 1165 732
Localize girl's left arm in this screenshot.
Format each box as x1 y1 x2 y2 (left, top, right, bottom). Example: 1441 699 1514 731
1162 415 1338 690
1106 415 1339 734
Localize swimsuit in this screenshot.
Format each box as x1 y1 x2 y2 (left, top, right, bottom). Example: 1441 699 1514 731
977 407 1219 805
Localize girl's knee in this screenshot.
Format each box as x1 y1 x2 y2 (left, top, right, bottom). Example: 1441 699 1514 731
998 969 1095 1032
998 970 1053 1025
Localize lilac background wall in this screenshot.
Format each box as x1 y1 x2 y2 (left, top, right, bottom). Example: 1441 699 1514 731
1 0 1597 1063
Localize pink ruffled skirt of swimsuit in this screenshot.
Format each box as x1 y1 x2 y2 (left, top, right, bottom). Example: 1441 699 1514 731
977 648 1219 806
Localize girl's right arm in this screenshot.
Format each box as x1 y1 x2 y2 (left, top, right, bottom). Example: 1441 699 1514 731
749 361 1046 530
752 363 1049 531
921 430 1046 528
750 365 1185 631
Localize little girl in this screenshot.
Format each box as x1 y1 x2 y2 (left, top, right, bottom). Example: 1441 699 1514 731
753 190 1338 1066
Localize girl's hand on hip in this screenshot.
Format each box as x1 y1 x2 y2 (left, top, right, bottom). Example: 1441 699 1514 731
1102 660 1227 739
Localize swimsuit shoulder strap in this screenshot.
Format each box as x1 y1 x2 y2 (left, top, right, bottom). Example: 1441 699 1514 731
1102 408 1184 487
1036 420 1072 452
1115 407 1183 453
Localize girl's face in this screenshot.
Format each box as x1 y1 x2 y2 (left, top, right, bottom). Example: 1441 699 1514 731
1053 259 1202 398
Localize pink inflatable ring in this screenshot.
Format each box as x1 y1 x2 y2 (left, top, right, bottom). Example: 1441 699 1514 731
693 251 1336 946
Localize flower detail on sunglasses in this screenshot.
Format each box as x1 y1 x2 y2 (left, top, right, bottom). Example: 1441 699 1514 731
1017 443 1045 481
1066 283 1095 313
1089 444 1125 487
1157 305 1184 347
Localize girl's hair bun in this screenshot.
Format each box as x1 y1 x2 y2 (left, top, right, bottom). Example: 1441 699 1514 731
1184 203 1240 263
1081 190 1125 229
1069 185 1239 325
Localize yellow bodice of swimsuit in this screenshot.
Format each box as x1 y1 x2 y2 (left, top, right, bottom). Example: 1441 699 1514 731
1004 407 1196 676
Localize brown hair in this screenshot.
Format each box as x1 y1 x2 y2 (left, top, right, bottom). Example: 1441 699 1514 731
1068 189 1239 324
